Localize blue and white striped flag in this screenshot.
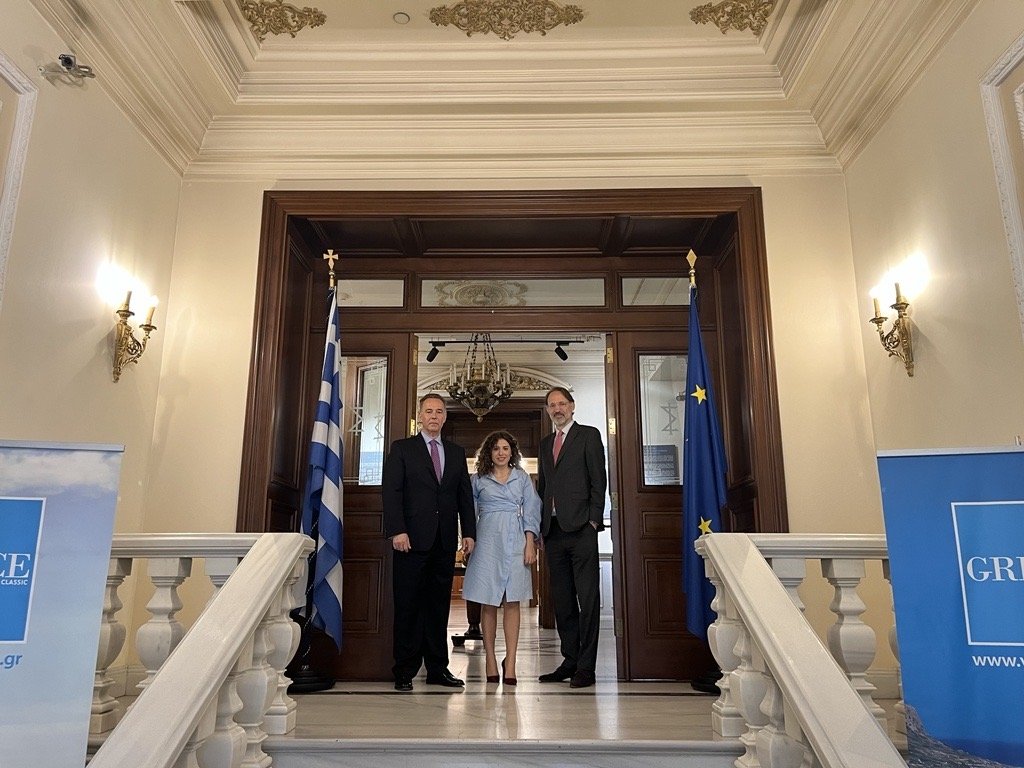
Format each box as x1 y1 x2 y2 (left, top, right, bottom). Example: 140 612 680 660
301 286 344 650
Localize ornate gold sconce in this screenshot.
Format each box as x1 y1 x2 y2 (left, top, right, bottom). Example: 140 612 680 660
112 291 157 382
869 284 914 377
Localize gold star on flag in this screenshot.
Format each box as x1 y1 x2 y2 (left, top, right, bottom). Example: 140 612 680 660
690 385 707 404
698 517 714 535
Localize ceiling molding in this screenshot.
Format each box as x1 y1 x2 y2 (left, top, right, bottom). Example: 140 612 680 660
234 64 786 104
811 0 980 168
184 110 838 179
25 0 976 178
30 0 217 173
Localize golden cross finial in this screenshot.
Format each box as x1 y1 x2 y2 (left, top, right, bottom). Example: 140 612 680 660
323 249 338 288
687 249 697 287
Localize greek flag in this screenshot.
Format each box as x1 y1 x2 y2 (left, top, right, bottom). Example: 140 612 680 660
682 283 729 642
301 286 344 650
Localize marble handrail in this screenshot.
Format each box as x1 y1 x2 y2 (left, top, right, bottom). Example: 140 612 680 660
697 533 905 768
90 532 312 768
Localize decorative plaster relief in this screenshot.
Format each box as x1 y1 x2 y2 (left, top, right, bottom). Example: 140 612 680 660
690 0 776 36
238 0 326 43
429 0 584 40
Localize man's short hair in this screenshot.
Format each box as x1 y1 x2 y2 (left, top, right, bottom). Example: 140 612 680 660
545 386 574 405
419 392 447 409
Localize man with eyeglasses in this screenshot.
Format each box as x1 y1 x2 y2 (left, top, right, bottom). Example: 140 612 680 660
536 386 607 689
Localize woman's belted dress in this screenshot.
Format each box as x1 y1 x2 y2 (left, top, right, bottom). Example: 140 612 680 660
462 467 542 606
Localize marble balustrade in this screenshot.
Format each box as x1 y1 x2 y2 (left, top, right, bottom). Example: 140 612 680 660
698 533 906 768
88 533 313 768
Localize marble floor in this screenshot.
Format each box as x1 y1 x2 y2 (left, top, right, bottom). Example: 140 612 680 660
288 602 718 742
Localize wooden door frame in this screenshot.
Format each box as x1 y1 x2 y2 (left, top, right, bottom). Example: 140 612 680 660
236 188 787 680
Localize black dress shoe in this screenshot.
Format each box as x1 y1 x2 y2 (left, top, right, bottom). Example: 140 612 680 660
394 679 413 692
425 669 465 687
690 671 722 695
538 666 576 683
569 670 596 688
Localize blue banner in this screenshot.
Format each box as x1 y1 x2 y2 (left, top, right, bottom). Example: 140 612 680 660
0 441 123 768
879 447 1024 767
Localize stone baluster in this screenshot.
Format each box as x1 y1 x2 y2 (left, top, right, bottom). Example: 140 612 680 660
730 626 769 767
205 556 244 605
756 675 806 768
172 700 217 768
821 558 886 729
236 606 280 767
92 557 134 733
706 561 744 738
881 558 906 734
137 557 193 693
768 558 806 612
264 560 305 735
197 650 247 768
193 555 248 766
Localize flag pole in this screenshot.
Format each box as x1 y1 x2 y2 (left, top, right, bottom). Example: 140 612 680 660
288 251 343 693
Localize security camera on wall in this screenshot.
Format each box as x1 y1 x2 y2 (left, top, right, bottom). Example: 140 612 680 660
39 53 95 81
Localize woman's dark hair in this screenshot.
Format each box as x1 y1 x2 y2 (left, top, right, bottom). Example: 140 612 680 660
475 430 522 475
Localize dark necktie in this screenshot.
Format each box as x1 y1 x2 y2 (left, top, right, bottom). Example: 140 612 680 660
553 429 564 463
429 439 442 481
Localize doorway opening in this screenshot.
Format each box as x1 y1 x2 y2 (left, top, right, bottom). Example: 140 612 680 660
415 331 615 654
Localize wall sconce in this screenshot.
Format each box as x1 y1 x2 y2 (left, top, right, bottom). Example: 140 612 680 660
112 291 157 382
869 283 914 377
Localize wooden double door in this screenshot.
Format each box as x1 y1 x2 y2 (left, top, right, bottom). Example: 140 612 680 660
237 188 787 682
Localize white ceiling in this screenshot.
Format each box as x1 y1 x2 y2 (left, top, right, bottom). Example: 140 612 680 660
30 0 980 177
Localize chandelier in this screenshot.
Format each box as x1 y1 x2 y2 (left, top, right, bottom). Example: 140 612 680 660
446 333 513 421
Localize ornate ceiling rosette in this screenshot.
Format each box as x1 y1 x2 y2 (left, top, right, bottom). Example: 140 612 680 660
690 0 776 36
433 279 528 307
429 0 585 41
239 0 327 43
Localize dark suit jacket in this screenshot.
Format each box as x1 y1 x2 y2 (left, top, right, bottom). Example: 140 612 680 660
537 422 607 537
382 434 476 552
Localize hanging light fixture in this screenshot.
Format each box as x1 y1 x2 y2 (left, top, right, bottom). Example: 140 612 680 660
446 333 513 422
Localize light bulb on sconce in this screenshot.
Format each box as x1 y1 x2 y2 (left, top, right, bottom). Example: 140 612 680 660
112 290 158 382
869 283 914 377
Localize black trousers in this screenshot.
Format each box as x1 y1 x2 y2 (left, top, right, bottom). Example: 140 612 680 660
391 529 455 681
544 517 601 673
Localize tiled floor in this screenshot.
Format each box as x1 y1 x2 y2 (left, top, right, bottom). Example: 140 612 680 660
289 603 718 741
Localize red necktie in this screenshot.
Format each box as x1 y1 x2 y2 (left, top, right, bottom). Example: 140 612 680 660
430 439 442 481
553 430 564 463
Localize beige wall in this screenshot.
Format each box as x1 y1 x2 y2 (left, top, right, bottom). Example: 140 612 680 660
0 5 181 535
847 0 1024 451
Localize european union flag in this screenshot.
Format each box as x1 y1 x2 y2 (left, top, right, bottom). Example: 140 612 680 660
682 283 728 642
301 286 344 650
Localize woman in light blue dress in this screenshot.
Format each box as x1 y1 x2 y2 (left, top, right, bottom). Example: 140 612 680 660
462 430 542 685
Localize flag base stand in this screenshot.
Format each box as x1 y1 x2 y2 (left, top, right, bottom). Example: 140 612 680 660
287 662 335 693
286 608 336 693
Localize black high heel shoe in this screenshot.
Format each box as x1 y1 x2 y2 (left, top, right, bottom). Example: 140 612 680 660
486 660 499 684
501 658 517 686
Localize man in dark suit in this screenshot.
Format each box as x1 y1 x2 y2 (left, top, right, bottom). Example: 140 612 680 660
537 386 607 689
383 393 476 691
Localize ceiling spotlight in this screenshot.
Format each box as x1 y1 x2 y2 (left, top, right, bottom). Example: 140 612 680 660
426 344 440 362
554 344 568 361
